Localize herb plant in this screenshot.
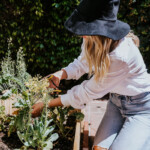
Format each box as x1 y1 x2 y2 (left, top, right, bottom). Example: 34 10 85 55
0 50 84 149
0 50 58 149
0 106 7 131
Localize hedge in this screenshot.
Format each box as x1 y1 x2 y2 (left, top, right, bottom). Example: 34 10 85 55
0 0 150 76
0 0 81 76
119 0 150 71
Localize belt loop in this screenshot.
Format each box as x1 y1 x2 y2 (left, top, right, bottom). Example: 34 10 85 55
126 95 130 102
109 93 112 101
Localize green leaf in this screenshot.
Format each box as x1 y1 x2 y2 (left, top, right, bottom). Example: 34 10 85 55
40 44 44 49
1 89 12 99
14 102 23 108
43 140 53 150
46 119 53 127
24 141 30 147
49 133 59 142
43 126 55 138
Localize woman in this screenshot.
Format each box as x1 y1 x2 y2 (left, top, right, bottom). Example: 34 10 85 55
32 0 150 149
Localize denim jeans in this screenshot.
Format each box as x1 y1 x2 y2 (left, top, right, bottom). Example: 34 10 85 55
93 92 150 150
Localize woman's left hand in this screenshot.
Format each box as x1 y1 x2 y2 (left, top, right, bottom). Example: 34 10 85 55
32 97 63 117
31 102 44 118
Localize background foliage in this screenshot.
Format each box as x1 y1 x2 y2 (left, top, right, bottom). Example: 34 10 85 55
0 0 150 76
119 0 150 71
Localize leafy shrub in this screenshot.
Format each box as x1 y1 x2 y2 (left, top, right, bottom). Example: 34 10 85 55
0 0 81 76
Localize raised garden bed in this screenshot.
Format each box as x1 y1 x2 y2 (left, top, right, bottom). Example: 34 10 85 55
0 50 84 150
0 115 81 150
0 95 83 150
73 121 81 150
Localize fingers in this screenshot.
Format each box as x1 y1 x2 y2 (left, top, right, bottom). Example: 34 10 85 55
32 108 41 118
49 80 58 89
31 109 37 118
44 73 61 89
32 104 35 109
48 77 60 89
31 105 38 117
32 112 39 118
31 102 44 118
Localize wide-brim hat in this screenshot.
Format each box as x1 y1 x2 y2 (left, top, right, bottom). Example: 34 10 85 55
64 0 130 40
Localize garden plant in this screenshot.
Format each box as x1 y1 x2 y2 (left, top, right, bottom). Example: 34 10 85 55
0 50 84 150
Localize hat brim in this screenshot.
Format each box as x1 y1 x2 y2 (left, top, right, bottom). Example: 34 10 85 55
64 10 130 40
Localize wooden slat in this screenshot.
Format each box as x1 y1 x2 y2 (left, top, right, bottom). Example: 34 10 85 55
73 121 81 150
0 98 17 115
82 121 89 149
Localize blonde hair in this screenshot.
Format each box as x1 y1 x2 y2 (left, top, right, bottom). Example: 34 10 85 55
82 32 140 82
83 36 120 82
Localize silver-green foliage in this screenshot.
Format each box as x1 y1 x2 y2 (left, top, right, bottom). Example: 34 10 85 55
0 50 31 96
0 50 58 149
16 103 58 150
13 76 58 149
0 106 7 131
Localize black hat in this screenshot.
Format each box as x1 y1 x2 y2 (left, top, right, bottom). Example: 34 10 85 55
64 0 130 40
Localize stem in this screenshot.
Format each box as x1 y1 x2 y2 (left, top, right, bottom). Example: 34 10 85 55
25 106 31 141
51 109 65 137
41 104 47 148
41 96 49 149
25 94 32 142
57 107 65 136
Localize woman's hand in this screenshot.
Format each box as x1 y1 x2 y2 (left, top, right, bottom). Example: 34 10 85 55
47 69 68 89
31 102 44 118
31 97 63 117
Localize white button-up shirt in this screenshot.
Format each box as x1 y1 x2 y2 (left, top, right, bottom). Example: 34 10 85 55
60 37 150 109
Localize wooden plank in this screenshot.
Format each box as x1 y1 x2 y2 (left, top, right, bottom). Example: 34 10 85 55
73 121 81 150
0 98 17 115
82 121 89 149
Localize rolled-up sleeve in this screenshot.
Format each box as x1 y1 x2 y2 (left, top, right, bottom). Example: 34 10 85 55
61 57 129 109
63 42 89 80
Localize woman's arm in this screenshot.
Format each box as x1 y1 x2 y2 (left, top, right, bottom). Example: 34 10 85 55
48 41 88 88
60 57 129 109
32 57 129 117
48 97 63 107
32 97 63 118
63 41 89 80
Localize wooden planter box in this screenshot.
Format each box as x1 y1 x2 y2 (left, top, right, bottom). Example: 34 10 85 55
73 121 81 150
0 98 17 115
0 98 82 150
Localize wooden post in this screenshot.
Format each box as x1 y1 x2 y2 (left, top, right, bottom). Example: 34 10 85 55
73 121 81 150
83 121 89 150
0 98 17 115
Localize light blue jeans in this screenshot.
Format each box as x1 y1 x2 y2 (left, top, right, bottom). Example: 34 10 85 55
93 92 150 150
